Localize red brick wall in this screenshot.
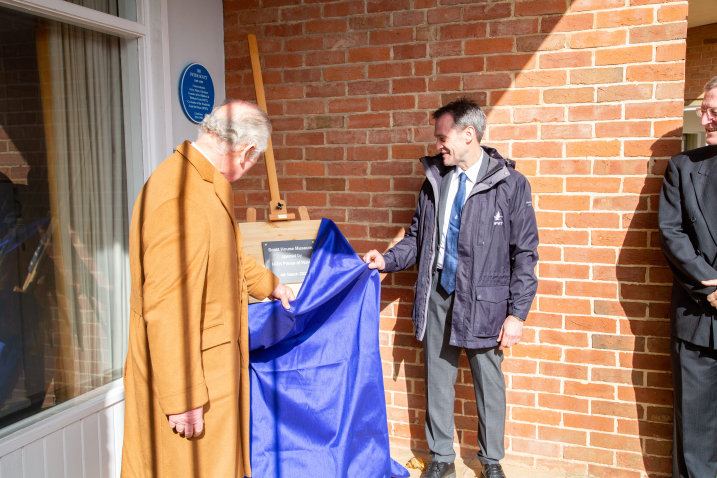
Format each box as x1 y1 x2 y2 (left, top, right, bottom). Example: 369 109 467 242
0 11 44 187
224 1 688 476
685 22 717 102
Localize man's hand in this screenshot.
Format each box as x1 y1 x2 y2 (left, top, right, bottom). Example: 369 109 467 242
271 283 295 309
497 315 524 350
168 406 204 438
701 279 717 309
363 250 385 271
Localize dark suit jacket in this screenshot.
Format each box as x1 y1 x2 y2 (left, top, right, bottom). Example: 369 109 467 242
659 144 717 347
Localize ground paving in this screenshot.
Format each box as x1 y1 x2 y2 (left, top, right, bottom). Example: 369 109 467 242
390 445 589 478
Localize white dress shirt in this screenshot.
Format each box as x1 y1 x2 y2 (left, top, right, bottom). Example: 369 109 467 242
436 150 486 269
191 141 216 169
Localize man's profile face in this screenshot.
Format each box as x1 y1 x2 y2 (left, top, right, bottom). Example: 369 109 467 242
434 113 468 167
223 146 257 183
702 88 717 146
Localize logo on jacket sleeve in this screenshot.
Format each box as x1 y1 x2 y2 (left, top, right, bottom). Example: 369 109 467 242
493 211 503 226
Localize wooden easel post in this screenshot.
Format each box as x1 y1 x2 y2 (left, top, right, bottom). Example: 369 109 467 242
247 34 300 222
243 35 317 301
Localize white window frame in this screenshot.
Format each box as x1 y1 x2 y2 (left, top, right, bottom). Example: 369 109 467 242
0 0 173 446
0 0 174 182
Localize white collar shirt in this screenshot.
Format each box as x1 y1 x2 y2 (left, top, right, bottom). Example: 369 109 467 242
436 149 486 269
191 141 217 170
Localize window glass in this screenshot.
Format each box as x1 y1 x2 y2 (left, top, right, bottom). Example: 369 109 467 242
0 5 129 430
63 0 137 22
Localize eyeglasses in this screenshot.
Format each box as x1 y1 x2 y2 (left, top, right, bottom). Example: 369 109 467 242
696 107 717 119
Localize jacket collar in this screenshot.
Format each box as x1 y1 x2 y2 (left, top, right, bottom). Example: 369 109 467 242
176 140 217 183
175 141 239 235
420 146 512 199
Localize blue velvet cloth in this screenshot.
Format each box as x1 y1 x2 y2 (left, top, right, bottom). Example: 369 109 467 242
247 219 410 478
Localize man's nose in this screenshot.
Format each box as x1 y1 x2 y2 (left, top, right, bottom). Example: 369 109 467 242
702 111 711 126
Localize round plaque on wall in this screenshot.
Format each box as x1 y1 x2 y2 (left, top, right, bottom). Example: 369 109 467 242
179 63 215 124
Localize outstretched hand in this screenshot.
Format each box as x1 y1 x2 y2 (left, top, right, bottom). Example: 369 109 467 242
363 250 385 271
701 279 717 309
271 283 296 309
168 406 204 438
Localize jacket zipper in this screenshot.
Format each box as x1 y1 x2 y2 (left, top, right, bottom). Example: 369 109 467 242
417 157 509 342
419 157 441 341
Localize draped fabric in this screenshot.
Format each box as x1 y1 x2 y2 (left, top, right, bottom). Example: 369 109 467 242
45 15 128 397
248 219 409 478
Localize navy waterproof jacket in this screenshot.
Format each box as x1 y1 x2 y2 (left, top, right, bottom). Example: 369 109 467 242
382 147 539 349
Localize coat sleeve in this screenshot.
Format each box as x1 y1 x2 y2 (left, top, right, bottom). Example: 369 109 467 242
243 249 280 300
507 175 539 321
382 181 427 273
658 155 717 302
141 197 210 415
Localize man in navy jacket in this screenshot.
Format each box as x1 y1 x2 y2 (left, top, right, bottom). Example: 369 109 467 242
658 76 717 478
364 98 539 478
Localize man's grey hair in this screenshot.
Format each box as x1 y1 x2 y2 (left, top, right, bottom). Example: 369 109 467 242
199 99 272 160
706 76 717 93
432 97 487 142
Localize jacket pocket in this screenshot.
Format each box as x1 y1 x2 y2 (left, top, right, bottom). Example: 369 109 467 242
473 286 509 338
201 323 232 351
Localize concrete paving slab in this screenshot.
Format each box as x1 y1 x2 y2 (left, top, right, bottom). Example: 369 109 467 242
390 445 588 478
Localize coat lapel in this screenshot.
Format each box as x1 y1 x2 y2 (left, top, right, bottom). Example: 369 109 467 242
691 155 717 248
178 141 239 234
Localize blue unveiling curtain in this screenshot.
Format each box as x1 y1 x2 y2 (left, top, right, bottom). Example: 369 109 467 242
248 219 409 478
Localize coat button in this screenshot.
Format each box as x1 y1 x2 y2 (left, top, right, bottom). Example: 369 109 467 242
696 249 701 255
691 217 697 223
450 340 456 345
478 294 482 299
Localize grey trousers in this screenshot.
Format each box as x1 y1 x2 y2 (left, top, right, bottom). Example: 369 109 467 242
671 335 717 478
424 269 506 465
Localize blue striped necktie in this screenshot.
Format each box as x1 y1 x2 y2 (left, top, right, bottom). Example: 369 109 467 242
440 172 467 295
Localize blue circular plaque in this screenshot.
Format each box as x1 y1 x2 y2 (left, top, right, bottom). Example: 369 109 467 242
179 63 215 124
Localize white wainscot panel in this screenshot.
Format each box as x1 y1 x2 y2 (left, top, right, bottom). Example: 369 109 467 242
0 383 125 478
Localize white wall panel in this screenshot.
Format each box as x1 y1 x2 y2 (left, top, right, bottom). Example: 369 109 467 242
44 430 64 478
63 422 82 478
21 441 43 478
112 401 124 478
81 414 101 478
98 406 116 478
0 398 126 478
0 450 22 478
167 0 226 147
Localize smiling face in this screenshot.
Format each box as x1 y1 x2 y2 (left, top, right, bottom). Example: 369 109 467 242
434 113 479 171
702 88 717 146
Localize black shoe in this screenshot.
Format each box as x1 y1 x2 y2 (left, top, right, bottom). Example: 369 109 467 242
481 463 506 478
420 461 456 478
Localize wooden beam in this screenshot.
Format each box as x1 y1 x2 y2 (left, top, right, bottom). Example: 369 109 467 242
247 34 294 221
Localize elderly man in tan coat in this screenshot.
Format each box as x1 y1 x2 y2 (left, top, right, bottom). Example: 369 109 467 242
121 100 294 478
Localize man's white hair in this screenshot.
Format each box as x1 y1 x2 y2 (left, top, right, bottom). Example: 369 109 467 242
706 76 717 93
199 99 272 160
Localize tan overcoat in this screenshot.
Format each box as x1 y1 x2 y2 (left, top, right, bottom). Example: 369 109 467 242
121 141 279 478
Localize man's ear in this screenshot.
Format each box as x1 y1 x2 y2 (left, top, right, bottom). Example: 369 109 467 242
464 126 476 145
240 144 256 165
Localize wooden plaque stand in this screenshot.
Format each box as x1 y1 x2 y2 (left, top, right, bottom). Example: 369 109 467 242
242 34 321 301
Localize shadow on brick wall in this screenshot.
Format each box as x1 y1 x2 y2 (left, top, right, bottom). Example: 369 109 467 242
611 126 683 476
225 1 690 475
